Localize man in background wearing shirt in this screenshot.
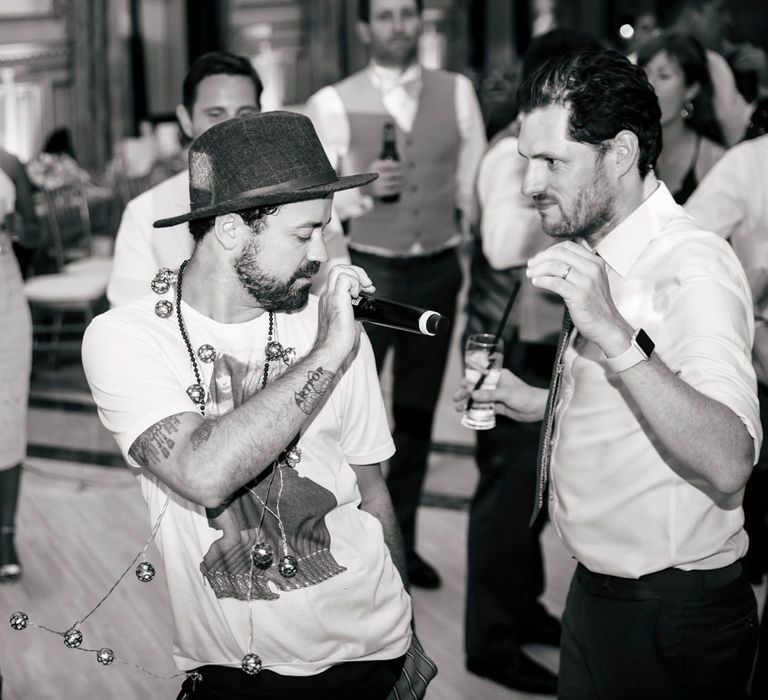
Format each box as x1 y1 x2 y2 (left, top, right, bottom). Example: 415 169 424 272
306 0 486 589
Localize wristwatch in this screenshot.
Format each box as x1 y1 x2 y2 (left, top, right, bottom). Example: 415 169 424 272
604 329 655 372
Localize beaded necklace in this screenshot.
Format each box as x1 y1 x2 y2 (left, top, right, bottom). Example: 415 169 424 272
152 260 295 414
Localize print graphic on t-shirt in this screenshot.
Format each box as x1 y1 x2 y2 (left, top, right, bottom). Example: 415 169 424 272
199 352 346 601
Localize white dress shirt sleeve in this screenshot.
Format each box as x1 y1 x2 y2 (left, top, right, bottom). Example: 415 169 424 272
454 74 487 231
685 148 746 242
305 86 373 222
107 197 156 307
664 256 761 459
477 136 548 269
686 144 768 277
305 86 351 168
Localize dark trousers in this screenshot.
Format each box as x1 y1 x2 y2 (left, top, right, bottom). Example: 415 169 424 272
176 656 404 700
350 248 462 553
465 341 556 661
560 562 759 700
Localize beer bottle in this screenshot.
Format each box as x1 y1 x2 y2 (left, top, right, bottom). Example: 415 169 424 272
379 122 400 203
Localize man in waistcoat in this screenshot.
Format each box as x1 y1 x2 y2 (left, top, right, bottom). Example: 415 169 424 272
306 0 486 589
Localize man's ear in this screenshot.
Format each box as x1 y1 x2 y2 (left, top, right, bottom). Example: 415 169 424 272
213 213 242 251
610 130 640 178
356 21 371 46
176 104 194 140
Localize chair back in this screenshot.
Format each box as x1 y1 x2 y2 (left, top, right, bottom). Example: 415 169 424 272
114 172 153 210
42 184 93 270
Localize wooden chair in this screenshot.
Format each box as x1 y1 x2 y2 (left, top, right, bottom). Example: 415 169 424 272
24 185 109 361
114 171 153 210
41 184 112 277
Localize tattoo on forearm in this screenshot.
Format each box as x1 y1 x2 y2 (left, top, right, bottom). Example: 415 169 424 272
191 419 218 450
294 367 335 415
129 415 182 467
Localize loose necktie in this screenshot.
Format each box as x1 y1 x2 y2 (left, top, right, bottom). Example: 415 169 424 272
530 308 574 526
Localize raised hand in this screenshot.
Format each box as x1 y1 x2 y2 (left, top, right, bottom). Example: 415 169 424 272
526 241 633 358
315 264 376 364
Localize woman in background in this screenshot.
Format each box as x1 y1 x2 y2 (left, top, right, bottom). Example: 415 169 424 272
639 32 725 204
0 151 33 583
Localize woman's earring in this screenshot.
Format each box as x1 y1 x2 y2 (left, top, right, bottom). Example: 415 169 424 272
680 101 694 119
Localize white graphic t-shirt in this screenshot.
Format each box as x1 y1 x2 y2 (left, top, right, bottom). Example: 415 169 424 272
82 289 412 674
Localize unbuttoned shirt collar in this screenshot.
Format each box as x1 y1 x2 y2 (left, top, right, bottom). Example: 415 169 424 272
593 175 671 277
366 61 422 134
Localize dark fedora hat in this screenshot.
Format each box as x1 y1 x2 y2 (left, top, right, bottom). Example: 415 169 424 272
153 111 377 228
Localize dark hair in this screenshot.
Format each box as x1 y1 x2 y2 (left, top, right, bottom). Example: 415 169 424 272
43 128 76 158
654 0 715 30
358 0 423 22
182 51 263 114
637 32 724 145
188 204 279 243
517 48 662 178
522 29 603 80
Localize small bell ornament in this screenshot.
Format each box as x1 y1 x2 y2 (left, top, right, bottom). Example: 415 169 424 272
97 647 115 665
284 446 301 468
136 561 156 582
197 344 216 363
186 383 206 404
265 340 285 361
64 627 83 648
155 300 174 318
9 611 28 631
278 555 298 578
241 653 262 675
252 542 273 569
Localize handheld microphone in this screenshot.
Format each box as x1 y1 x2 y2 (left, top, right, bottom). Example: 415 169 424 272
352 294 449 336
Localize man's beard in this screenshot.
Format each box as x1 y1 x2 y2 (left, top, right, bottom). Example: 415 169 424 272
234 237 320 313
536 161 616 243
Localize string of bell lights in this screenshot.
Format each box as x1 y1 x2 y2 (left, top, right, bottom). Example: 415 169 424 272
8 494 195 683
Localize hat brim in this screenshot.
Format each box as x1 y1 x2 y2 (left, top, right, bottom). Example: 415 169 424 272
153 172 378 228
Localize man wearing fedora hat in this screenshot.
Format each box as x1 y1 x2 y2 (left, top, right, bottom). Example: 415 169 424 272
82 112 426 699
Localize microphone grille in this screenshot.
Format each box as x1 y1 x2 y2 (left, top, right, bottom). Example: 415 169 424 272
426 313 449 336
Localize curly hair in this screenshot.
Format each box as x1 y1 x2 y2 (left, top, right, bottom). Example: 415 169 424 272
517 48 663 177
188 205 280 244
637 32 724 145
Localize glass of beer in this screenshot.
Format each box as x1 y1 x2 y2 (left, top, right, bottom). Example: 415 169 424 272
461 333 504 430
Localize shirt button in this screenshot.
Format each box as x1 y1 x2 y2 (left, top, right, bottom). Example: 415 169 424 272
413 209 420 216
406 137 414 146
549 492 555 501
411 185 418 193
408 162 416 170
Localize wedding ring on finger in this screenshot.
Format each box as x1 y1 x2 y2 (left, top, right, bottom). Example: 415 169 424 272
562 264 572 281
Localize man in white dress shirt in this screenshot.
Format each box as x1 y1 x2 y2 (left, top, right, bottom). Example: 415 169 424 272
461 49 761 699
463 29 602 696
305 0 486 589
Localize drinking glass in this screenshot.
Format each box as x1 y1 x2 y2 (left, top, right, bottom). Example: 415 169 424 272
461 333 504 430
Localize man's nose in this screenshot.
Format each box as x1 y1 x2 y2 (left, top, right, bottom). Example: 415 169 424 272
522 162 545 198
307 234 328 264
